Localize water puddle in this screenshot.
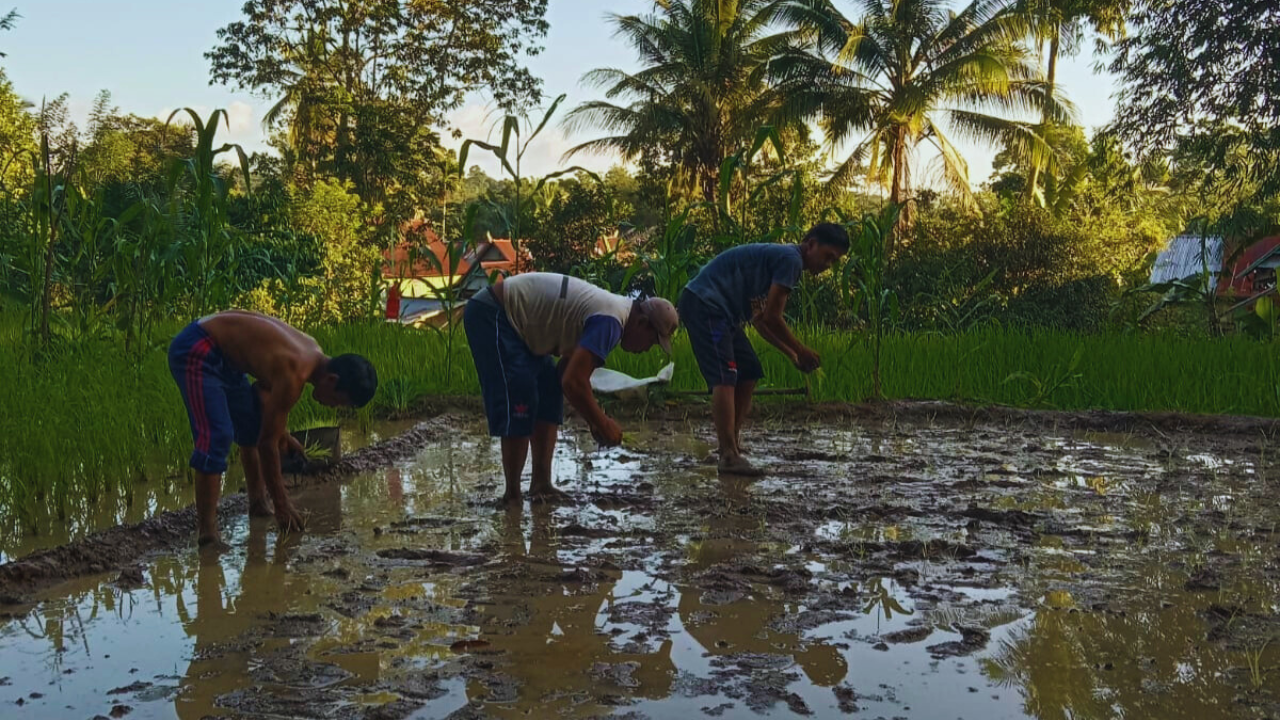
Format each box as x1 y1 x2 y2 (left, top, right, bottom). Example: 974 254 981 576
2 416 1279 718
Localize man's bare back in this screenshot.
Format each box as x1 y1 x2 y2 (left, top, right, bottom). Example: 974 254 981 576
198 310 325 392
170 309 377 546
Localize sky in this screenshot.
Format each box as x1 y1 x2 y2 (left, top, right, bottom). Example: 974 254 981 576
0 0 1120 188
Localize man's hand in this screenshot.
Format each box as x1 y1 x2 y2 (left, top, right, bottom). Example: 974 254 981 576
592 417 624 447
794 346 821 373
282 434 305 457
275 502 307 533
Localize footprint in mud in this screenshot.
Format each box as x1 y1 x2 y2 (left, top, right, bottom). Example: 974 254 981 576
264 611 328 638
250 657 353 689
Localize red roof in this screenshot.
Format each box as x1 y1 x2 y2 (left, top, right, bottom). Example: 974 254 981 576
382 220 533 280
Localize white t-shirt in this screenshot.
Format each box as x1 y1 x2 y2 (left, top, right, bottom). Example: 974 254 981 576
500 273 632 357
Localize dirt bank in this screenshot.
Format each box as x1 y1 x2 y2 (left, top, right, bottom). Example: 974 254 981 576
422 394 1280 441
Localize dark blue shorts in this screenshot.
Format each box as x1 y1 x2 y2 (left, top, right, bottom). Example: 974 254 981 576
463 292 564 437
678 289 765 388
168 322 263 474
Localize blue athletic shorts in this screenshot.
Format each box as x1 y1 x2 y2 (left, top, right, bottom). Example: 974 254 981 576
463 291 564 437
168 322 263 474
678 289 765 388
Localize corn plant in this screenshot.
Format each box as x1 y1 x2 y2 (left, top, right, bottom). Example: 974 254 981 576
163 108 251 318
715 126 802 240
410 203 485 385
456 93 599 268
629 203 706 303
838 204 902 399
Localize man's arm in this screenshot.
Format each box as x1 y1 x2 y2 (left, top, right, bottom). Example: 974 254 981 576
753 283 820 371
559 346 623 445
256 379 305 530
751 311 798 365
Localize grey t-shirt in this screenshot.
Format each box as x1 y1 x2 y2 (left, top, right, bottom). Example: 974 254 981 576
685 244 804 325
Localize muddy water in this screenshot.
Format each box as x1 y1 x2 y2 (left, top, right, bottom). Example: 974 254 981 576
0 419 420 564
2 415 1279 719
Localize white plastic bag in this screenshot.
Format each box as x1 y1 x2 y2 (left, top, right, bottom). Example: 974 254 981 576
591 362 675 399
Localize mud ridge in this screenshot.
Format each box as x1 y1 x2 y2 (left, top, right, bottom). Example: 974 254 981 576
606 397 1280 441
0 415 462 605
426 394 1280 441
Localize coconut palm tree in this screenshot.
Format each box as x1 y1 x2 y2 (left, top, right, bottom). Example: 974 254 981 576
773 0 1074 239
259 29 342 179
1018 0 1128 203
563 0 800 204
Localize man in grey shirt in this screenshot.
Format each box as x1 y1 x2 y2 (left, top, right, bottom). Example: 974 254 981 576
463 273 679 504
678 223 849 475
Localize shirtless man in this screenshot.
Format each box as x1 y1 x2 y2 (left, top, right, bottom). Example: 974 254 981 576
167 310 378 545
462 273 678 505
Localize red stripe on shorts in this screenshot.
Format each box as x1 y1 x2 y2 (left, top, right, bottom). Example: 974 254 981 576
186 336 215 454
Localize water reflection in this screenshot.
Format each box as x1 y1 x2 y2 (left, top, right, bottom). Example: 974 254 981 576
986 563 1280 720
679 475 849 689
0 418 418 563
175 522 307 719
470 503 675 717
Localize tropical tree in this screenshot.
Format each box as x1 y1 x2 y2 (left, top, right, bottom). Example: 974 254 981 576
207 0 550 206
0 67 34 195
1017 0 1128 203
773 0 1072 239
563 0 799 204
0 8 16 57
1110 0 1280 204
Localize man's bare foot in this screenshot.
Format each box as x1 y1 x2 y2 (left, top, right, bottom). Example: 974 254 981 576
529 486 573 504
499 491 523 508
248 499 274 518
197 534 230 552
718 454 764 477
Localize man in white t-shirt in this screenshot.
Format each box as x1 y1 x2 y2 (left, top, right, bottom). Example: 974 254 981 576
463 273 679 505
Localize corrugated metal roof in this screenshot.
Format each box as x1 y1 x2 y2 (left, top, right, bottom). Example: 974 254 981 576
1150 235 1224 288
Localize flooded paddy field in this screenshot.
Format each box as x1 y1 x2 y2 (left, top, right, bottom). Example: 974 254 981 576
1 406 1278 719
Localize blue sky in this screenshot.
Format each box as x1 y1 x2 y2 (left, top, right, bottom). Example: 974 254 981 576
1 0 1119 186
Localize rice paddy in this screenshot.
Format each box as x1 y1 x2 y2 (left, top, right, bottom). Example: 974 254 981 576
1 309 1277 552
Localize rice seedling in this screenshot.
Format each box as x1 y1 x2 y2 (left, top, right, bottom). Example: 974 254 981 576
302 443 333 462
1245 639 1271 690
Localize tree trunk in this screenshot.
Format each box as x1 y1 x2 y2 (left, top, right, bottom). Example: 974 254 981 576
1026 33 1059 205
336 27 354 187
700 164 717 206
888 127 910 255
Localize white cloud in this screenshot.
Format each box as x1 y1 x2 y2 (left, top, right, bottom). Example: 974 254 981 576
153 99 268 153
225 101 256 135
